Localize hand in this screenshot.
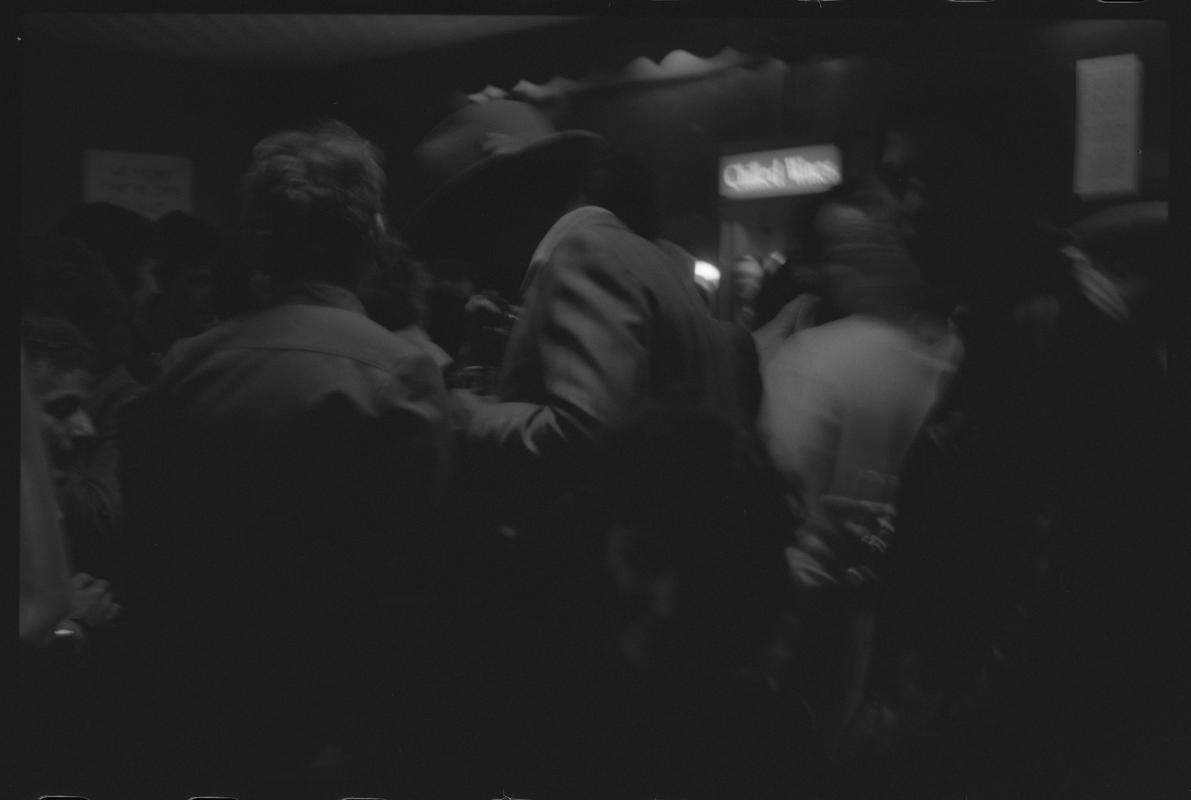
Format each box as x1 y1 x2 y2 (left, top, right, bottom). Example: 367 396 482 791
464 293 507 321
819 496 897 589
448 387 497 429
68 573 121 629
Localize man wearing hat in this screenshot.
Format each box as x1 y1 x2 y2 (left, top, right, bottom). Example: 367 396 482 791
406 99 756 510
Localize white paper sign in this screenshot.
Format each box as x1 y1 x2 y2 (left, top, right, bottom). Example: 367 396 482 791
83 150 193 219
1075 54 1143 198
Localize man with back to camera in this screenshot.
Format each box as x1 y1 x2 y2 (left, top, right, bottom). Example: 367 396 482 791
405 99 757 515
123 119 452 795
402 100 771 794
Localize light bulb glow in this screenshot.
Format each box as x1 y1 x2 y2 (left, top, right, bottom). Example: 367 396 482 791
694 261 721 284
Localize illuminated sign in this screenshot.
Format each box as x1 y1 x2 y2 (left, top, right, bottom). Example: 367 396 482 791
720 145 842 199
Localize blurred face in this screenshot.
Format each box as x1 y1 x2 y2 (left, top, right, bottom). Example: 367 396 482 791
165 262 217 334
879 125 976 296
733 258 764 304
28 358 96 484
878 129 933 253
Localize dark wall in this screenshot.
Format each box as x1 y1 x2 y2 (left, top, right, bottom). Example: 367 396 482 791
20 19 1168 247
714 18 1168 262
20 44 279 234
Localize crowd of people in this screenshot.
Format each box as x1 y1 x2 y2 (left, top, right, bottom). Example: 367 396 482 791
18 56 1185 800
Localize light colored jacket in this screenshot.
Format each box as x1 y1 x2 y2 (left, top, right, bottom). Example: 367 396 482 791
760 314 962 587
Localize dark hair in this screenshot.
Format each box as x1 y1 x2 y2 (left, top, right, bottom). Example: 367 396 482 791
150 211 223 286
20 312 101 376
241 119 387 287
357 236 429 331
586 406 794 544
581 149 660 242
52 202 153 297
881 56 1071 208
21 234 127 350
750 186 856 329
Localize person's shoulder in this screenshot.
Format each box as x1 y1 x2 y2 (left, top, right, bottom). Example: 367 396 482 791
764 322 837 379
164 306 428 375
544 224 664 298
552 208 658 255
299 308 447 378
392 325 453 370
767 316 893 378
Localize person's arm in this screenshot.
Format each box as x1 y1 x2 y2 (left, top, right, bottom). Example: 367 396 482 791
19 348 73 646
376 351 454 524
753 294 821 367
758 335 844 589
456 233 652 488
59 380 148 570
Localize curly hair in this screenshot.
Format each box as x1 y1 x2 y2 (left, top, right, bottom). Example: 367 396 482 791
241 120 387 287
580 148 660 242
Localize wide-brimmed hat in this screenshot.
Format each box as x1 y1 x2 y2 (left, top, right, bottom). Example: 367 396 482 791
1071 201 1168 251
404 99 606 259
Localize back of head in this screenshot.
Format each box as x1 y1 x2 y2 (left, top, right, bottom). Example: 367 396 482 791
580 149 660 242
813 200 931 317
53 202 153 297
241 120 387 289
20 312 101 377
150 211 223 286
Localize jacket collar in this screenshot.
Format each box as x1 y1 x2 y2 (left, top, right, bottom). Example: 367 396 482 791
270 280 366 316
519 205 623 299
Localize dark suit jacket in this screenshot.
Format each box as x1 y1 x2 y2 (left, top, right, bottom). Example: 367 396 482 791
459 206 756 499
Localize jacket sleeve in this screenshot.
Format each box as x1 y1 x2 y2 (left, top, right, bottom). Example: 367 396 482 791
758 334 844 587
460 232 652 487
373 350 454 530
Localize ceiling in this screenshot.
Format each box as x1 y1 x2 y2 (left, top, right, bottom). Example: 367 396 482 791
18 14 589 70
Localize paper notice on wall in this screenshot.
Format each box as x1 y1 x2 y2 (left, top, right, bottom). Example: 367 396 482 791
1074 54 1142 198
83 150 192 219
